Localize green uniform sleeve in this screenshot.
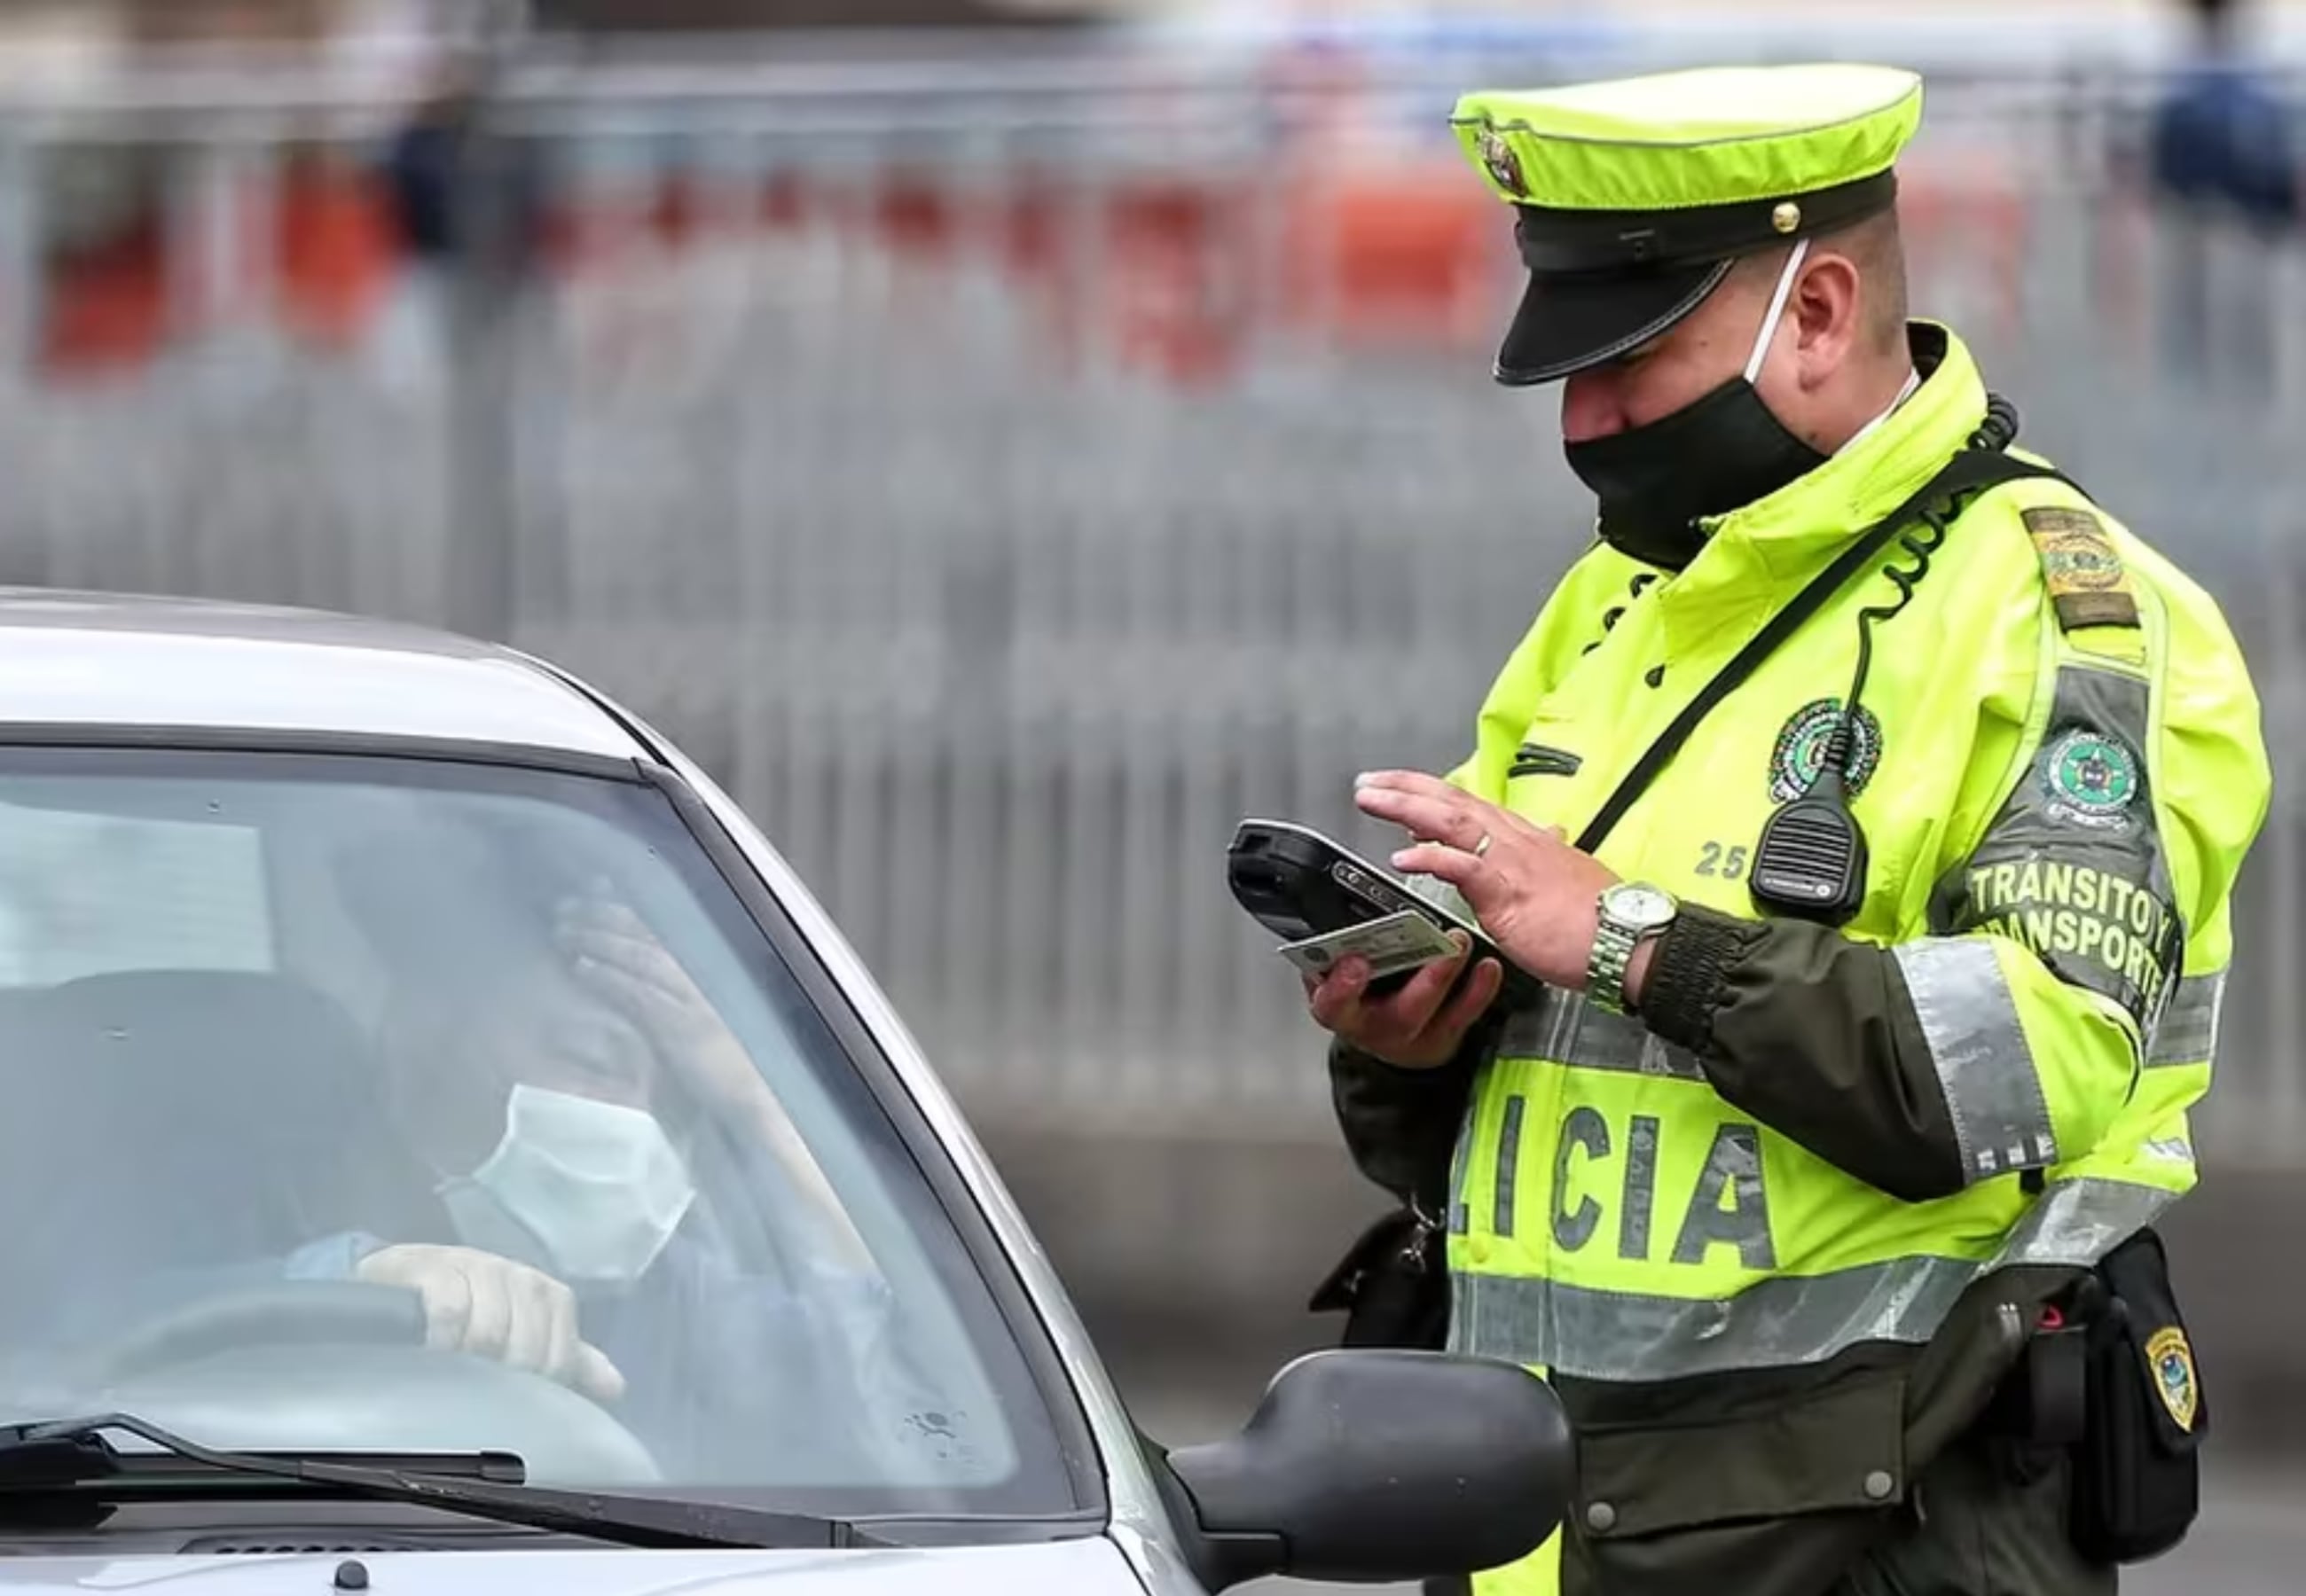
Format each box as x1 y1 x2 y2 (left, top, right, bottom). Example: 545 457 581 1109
1328 1038 1476 1209
1638 615 2268 1204
1636 906 1969 1201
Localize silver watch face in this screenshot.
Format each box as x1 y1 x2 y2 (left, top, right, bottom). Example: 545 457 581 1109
1604 882 1678 932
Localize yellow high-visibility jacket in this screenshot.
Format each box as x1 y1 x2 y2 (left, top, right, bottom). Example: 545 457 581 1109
1333 321 2271 1596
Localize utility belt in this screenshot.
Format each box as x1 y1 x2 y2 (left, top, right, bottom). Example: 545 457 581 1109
1973 1225 2207 1565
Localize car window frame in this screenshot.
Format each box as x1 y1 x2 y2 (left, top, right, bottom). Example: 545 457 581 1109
0 719 1110 1536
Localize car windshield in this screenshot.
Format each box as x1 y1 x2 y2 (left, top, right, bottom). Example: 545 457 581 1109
0 742 1084 1524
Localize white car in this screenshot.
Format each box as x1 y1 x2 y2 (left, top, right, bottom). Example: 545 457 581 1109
0 589 1570 1593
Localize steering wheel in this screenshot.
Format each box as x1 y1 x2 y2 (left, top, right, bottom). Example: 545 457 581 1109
98 1281 429 1383
75 1282 661 1485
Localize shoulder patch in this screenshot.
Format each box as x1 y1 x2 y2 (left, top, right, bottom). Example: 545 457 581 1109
2021 505 2140 633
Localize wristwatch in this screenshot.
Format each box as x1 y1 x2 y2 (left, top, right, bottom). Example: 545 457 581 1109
1588 881 1680 1015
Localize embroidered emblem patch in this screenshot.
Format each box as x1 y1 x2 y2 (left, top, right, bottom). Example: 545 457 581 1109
1478 127 1526 196
2146 1325 2200 1433
2043 729 2141 829
1769 700 1882 803
2022 505 2140 631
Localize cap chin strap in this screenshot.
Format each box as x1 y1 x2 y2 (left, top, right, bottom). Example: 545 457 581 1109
1743 237 1809 385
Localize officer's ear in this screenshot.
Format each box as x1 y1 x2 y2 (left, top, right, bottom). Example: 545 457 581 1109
1785 246 1866 388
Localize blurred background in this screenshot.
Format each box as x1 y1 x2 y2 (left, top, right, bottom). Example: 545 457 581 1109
0 0 2299 1586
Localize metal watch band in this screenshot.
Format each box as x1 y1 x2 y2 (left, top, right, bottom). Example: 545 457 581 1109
1588 917 1639 1015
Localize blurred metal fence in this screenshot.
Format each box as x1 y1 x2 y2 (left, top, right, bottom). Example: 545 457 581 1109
0 41 2301 1164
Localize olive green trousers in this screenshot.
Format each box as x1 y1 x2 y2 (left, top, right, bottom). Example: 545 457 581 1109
1833 1437 2118 1596
1424 1436 2120 1596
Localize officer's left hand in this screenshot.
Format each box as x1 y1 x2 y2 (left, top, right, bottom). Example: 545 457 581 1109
1353 771 1620 993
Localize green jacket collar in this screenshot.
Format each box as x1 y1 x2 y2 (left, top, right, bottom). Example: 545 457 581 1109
1651 322 1988 654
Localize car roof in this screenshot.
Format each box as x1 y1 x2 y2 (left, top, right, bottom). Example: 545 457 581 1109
0 588 643 760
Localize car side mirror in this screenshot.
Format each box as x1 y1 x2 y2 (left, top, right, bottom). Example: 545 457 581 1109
1154 1347 1573 1591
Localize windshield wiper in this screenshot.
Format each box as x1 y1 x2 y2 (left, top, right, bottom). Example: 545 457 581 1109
0 1413 891 1550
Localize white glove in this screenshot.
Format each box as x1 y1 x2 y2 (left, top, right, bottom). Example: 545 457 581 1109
356 1243 627 1404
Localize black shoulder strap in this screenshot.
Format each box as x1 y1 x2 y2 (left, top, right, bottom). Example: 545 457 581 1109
1573 444 2075 857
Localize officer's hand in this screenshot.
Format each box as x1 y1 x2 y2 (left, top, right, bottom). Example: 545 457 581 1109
356 1243 626 1404
1304 928 1504 1070
1353 771 1619 994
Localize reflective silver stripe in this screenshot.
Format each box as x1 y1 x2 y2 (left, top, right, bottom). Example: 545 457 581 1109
1453 1176 2177 1381
2147 972 2224 1068
1497 990 1706 1082
1999 1174 2182 1268
1894 937 2059 1183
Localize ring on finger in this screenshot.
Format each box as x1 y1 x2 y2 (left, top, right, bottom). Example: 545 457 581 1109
1473 832 1494 858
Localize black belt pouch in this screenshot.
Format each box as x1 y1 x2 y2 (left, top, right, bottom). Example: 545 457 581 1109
2068 1226 2207 1564
1307 1204 1449 1351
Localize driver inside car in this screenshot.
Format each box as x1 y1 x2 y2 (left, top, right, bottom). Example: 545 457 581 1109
68 852 936 1483
339 881 875 1392
274 876 922 1475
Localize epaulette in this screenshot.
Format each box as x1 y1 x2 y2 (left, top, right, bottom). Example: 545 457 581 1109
2020 503 2144 641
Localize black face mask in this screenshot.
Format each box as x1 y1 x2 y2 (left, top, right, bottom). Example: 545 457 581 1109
1563 375 1829 571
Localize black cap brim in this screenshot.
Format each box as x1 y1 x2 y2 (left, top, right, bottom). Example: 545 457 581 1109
1494 256 1735 387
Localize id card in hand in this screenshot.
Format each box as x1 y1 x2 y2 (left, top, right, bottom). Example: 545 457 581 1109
1277 910 1461 983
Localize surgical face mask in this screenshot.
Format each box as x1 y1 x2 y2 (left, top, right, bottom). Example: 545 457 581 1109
1563 239 1829 571
442 1084 697 1286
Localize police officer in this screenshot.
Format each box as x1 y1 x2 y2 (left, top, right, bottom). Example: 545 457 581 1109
1303 62 2271 1596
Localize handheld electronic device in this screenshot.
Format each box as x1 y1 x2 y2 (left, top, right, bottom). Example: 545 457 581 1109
1227 818 1542 1006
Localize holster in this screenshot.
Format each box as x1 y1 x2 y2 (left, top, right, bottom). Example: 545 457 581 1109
1982 1225 2207 1564
2067 1225 2208 1563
